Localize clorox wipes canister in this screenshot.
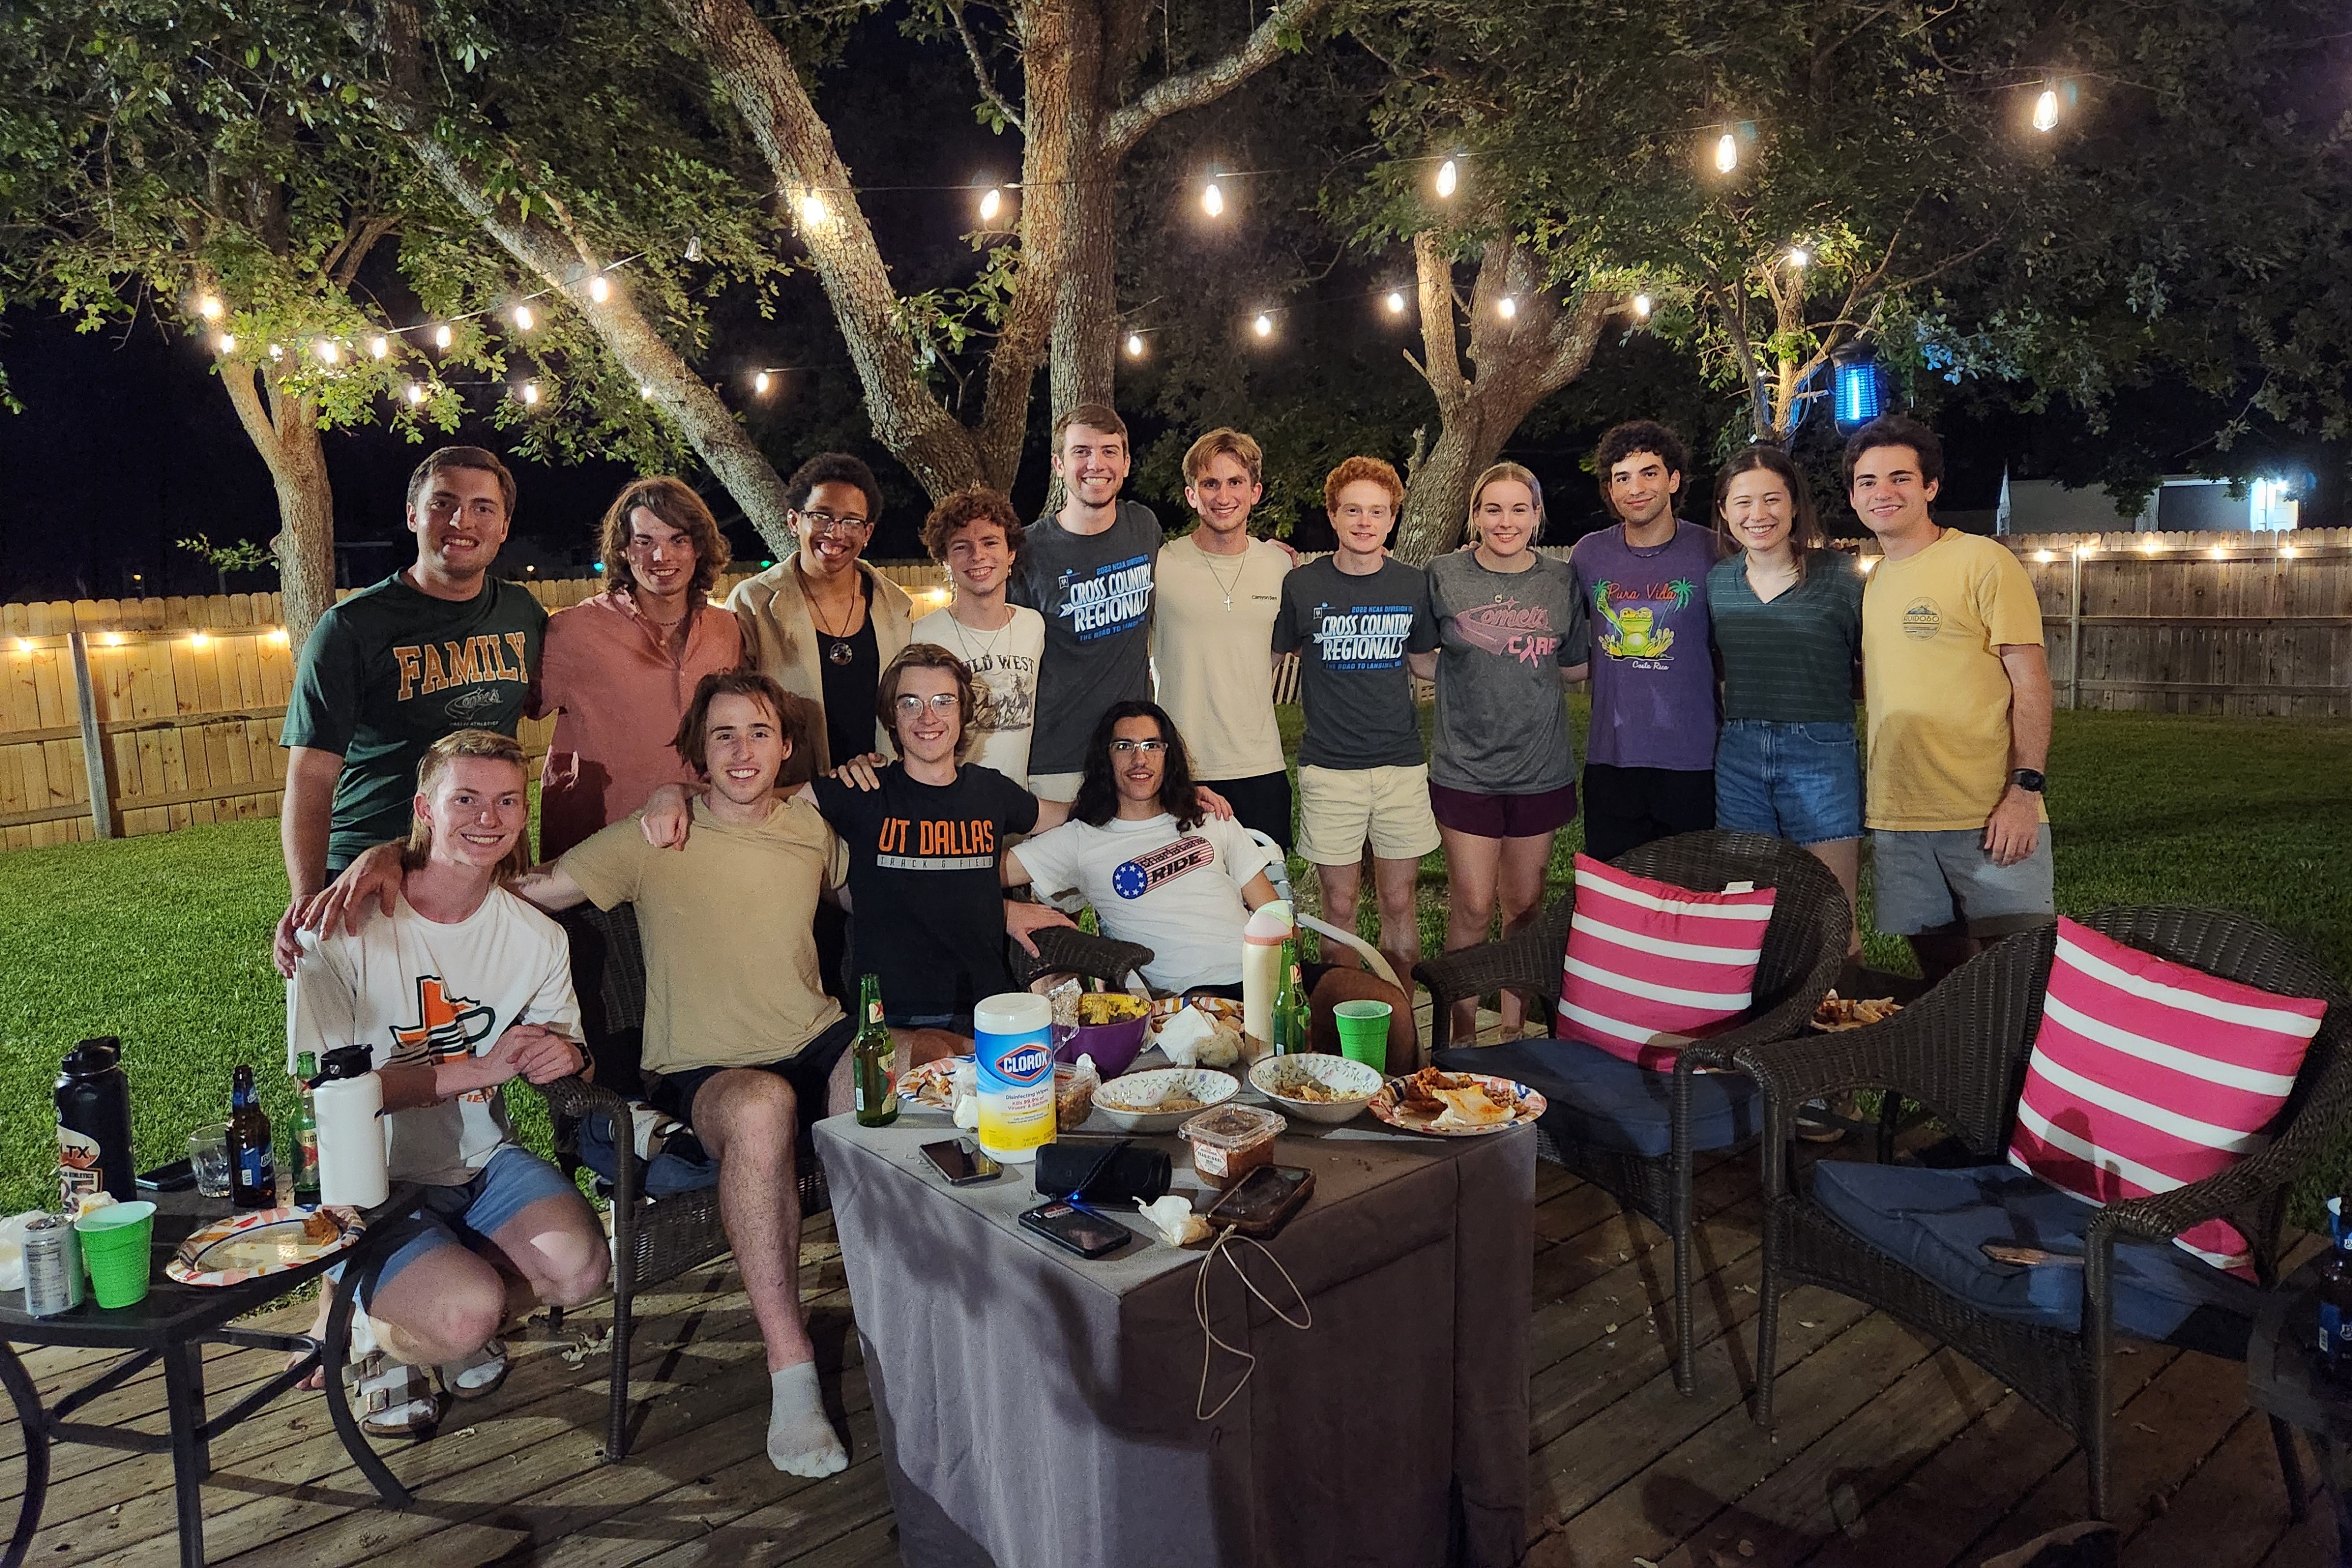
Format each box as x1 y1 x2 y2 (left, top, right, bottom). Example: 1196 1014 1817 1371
974 992 1056 1163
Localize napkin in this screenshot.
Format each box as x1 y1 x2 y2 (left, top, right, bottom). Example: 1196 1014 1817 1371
1136 1194 1213 1247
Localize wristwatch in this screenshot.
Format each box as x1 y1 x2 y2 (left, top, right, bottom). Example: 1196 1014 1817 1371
2011 768 2046 794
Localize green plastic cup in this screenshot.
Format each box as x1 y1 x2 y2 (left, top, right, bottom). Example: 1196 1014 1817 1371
76 1200 156 1309
1332 999 1394 1072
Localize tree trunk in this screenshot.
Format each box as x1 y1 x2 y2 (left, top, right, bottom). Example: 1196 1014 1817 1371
1051 148 1121 414
1397 412 1504 566
218 362 336 647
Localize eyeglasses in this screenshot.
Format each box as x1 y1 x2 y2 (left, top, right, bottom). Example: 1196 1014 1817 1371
796 508 871 536
893 693 961 717
1108 738 1169 755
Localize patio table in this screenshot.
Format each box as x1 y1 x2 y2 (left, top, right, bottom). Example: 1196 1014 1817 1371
816 1095 1535 1568
0 1186 421 1568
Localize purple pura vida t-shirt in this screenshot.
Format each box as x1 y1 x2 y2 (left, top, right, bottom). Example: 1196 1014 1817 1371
1569 520 1721 772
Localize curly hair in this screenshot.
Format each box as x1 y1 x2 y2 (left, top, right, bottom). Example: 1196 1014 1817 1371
597 476 731 600
1323 455 1405 516
876 643 978 763
781 452 883 528
1593 420 1689 513
671 670 818 790
1712 444 1826 580
1072 701 1203 830
402 729 531 880
920 486 1027 569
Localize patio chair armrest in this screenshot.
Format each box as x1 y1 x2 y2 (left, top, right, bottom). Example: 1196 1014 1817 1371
1413 901 1573 1050
1016 925 1155 989
518 1073 647 1211
1690 940 1849 1063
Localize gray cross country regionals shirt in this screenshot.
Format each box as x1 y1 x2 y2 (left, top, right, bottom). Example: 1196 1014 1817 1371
1422 551 1589 795
1010 500 1161 776
1274 557 1439 770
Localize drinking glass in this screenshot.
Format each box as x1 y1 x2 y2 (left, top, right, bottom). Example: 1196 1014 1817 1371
188 1123 231 1199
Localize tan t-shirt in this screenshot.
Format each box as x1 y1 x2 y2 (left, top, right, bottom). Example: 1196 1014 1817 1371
1862 529 2047 832
1150 532 1289 779
558 796 847 1072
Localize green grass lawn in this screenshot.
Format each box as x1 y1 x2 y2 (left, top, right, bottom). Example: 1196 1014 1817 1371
4 707 2348 1219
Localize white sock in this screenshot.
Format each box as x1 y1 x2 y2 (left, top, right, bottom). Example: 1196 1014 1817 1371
768 1361 847 1477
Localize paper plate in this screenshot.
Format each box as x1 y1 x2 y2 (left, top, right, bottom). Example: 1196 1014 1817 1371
1367 1069 1545 1138
165 1205 364 1287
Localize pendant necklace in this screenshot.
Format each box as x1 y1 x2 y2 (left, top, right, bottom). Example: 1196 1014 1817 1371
1202 549 1247 612
801 564 861 666
948 608 1009 668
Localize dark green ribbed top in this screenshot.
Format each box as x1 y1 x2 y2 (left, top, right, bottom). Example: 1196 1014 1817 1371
1706 551 1864 722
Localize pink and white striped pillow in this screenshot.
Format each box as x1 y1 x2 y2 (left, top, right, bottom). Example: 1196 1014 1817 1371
1555 854 1778 1071
2008 917 2327 1278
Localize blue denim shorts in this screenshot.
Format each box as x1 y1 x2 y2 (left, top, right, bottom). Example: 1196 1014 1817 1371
340 1145 589 1308
1714 720 1863 845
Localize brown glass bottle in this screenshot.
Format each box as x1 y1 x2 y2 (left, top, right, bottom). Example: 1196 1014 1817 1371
226 1064 278 1209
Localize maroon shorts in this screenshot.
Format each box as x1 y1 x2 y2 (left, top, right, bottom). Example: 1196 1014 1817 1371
1427 780 1579 839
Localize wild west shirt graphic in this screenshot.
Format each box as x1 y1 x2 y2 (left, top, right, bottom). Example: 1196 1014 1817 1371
1592 579 1696 670
391 634 534 723
963 651 1037 736
1055 556 1153 643
1454 596 1562 667
390 976 500 1104
1309 602 1417 670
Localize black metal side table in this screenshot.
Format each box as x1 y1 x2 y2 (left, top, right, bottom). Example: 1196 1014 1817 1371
0 1187 422 1568
2246 1259 2341 1564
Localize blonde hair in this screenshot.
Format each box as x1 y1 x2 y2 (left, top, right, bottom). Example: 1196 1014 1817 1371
1466 462 1545 543
1182 427 1264 486
404 730 532 880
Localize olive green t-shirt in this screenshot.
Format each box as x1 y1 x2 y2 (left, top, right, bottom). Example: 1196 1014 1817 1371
280 573 546 871
1706 551 1865 723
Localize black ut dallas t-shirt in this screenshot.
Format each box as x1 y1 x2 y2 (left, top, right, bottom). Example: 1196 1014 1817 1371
810 762 1039 1019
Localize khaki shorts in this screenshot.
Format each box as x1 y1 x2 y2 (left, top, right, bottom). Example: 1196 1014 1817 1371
1298 764 1443 866
1028 771 1085 805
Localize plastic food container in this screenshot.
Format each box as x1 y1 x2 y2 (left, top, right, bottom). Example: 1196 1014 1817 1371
1180 1104 1286 1191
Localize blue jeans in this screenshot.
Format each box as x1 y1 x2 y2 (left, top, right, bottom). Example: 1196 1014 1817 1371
1715 720 1863 845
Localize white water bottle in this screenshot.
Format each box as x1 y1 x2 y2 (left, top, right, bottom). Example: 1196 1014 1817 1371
1241 900 1295 1048
312 1047 390 1208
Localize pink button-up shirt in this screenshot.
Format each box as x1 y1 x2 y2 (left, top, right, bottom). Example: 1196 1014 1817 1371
531 590 744 859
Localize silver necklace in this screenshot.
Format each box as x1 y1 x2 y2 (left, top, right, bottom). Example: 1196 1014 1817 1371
1201 547 1248 611
800 563 862 666
946 606 1010 667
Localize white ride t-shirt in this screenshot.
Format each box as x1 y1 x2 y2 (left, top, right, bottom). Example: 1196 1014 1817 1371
288 887 582 1188
1011 812 1275 992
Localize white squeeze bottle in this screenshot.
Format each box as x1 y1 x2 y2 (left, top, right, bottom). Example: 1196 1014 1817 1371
1241 900 1295 1049
973 992 1056 1163
311 1045 390 1208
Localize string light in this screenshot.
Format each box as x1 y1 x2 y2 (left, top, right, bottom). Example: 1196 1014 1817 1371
103 632 124 647
268 343 283 360
267 628 290 647
1633 294 1653 319
1497 296 1518 319
216 333 236 354
1252 312 1273 337
587 274 610 303
2139 535 2163 553
800 191 829 228
519 380 540 406
433 324 453 350
1124 332 1145 357
2033 88 2061 133
197 295 223 320
404 381 426 405
1715 132 1740 174
315 340 340 365
189 632 211 649
685 236 703 262
979 187 1003 223
754 370 773 395
512 305 536 332
2209 545 2227 560
2281 544 2300 559
14 638 32 654
1789 247 1810 269
1435 159 1459 199
369 336 390 359
1202 180 1225 218
1858 557 1879 573
639 382 653 399
2033 550 2056 563
1385 290 1407 315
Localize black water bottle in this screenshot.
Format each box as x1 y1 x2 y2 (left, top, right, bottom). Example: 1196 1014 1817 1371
55 1037 136 1206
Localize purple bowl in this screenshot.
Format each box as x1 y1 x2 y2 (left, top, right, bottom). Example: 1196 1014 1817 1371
1054 1015 1151 1078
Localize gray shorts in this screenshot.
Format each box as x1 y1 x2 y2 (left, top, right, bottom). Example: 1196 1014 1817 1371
1871 825 2056 937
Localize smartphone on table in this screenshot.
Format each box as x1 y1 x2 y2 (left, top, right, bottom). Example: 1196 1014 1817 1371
920 1138 1002 1186
1018 1201 1132 1259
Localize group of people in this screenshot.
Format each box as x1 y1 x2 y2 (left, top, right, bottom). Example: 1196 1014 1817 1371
265 400 2053 1476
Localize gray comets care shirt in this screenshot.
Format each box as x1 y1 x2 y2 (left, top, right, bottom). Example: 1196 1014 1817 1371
1422 551 1589 795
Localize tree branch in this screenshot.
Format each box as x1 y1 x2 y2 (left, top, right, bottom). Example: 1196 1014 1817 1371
1411 229 1466 409
946 0 1023 132
1099 0 1334 159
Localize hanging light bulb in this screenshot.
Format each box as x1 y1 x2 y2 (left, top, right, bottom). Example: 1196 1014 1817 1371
512 304 536 331
1124 332 1145 357
638 382 653 400
800 191 828 228
216 333 236 354
1385 290 1407 315
684 235 703 262
979 186 1003 223
369 335 390 359
1252 312 1273 337
1202 180 1225 218
315 339 340 365
754 370 773 395
587 274 610 303
1789 247 1810 269
404 381 426 405
433 323 452 350
1497 296 1518 319
1435 159 1459 199
197 295 223 320
268 343 284 360
1633 293 1653 319
1715 132 1739 174
2033 88 2060 133
519 380 540 406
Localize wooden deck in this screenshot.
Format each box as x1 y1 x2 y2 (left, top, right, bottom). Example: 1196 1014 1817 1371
2 1145 2330 1566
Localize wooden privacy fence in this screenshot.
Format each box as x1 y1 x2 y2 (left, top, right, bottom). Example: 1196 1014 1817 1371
0 565 951 851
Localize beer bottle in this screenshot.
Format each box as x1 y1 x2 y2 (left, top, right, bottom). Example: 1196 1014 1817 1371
226 1064 278 1209
1272 936 1307 1055
290 1051 322 1205
2320 1197 2352 1379
853 974 898 1128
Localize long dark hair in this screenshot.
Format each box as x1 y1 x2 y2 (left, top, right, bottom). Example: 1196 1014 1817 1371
1073 700 1203 830
1712 444 1825 580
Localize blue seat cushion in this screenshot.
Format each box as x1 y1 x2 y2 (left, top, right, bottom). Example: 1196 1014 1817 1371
576 1109 720 1196
1432 1037 1760 1159
1810 1161 2260 1355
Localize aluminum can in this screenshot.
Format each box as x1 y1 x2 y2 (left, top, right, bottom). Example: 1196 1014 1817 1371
22 1214 83 1316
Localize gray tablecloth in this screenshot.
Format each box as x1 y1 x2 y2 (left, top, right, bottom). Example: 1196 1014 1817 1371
816 1098 1534 1568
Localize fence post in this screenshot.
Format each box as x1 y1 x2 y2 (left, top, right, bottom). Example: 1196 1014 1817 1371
2067 547 2084 711
67 630 115 840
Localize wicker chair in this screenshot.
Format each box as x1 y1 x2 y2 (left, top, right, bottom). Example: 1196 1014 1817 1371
1414 830 1849 1393
1740 908 2352 1519
539 905 1151 1462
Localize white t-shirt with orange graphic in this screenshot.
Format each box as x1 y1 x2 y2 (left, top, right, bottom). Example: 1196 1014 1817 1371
288 887 581 1187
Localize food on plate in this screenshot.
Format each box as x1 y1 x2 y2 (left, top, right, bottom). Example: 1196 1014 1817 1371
300 1211 343 1245
1396 1066 1515 1117
1812 991 1902 1031
1281 1078 1344 1105
1077 992 1148 1026
1431 1086 1511 1130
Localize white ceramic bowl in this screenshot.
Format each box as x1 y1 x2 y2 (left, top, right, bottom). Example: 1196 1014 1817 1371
1248 1052 1383 1124
1090 1067 1240 1134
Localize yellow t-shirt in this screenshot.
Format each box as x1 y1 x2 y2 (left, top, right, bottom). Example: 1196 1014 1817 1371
557 795 848 1073
1862 530 2047 832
